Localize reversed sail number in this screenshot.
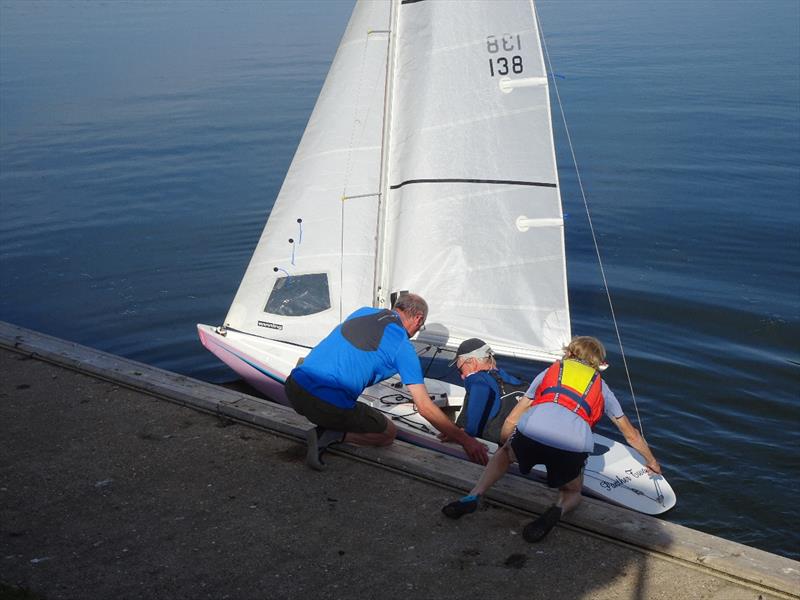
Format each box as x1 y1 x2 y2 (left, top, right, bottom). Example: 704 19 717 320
486 34 523 77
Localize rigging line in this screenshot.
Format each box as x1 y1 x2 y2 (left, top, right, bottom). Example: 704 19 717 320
390 414 434 434
420 345 442 379
218 326 312 350
534 4 646 439
379 393 412 405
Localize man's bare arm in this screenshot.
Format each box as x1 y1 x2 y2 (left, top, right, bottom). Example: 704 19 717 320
407 383 488 465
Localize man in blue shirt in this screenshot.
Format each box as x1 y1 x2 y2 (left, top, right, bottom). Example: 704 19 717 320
285 293 488 470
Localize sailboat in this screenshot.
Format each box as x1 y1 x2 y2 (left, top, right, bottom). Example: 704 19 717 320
198 0 675 515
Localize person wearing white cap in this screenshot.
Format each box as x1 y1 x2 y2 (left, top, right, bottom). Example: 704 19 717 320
448 338 528 443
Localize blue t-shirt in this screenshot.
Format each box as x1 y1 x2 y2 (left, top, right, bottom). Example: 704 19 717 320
458 368 522 437
290 307 424 409
516 368 624 452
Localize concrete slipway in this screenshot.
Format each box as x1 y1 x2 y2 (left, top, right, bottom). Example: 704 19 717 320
0 321 797 600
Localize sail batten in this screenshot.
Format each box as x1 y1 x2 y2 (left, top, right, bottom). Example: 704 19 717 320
390 178 557 190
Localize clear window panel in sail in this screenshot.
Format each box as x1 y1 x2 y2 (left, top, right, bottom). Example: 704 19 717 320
264 273 331 317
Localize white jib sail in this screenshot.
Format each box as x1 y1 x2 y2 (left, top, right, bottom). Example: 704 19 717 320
379 0 570 361
223 1 391 348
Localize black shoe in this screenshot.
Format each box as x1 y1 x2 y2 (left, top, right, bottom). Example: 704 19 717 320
442 495 479 519
305 426 343 471
522 505 562 542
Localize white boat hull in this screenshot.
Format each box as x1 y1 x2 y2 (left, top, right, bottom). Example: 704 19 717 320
198 325 676 515
362 378 676 515
197 324 303 403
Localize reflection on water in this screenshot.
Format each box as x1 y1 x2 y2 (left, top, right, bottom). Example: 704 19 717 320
1 0 798 558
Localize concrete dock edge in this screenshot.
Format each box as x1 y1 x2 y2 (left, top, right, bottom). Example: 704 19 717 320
1 320 797 598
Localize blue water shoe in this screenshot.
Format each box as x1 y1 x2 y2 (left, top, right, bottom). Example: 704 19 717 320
442 494 480 519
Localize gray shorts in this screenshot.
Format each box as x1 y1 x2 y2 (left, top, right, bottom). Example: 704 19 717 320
285 375 388 434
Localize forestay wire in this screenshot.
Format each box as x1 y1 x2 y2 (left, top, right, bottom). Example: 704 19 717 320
534 5 647 439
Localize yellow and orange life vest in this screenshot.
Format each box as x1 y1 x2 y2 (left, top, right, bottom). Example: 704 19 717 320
531 359 604 428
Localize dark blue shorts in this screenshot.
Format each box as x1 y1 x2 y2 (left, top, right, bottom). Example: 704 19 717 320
510 431 588 489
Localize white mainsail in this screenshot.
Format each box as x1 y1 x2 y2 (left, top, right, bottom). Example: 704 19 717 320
379 0 569 361
222 0 569 360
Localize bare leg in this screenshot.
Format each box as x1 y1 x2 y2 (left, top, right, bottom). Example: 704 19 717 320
469 442 516 496
556 471 584 515
343 416 397 447
442 442 516 519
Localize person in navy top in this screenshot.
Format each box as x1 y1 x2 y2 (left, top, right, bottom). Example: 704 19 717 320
450 338 527 444
285 293 488 470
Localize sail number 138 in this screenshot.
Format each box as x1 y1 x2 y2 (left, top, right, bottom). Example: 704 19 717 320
486 34 523 77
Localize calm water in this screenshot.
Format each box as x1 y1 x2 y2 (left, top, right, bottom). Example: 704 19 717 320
1 1 798 559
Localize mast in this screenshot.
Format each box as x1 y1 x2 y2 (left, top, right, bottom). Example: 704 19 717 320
372 0 401 309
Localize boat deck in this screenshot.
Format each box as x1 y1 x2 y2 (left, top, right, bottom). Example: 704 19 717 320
1 321 797 600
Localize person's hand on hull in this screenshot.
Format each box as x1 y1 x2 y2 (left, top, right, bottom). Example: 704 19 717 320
461 435 489 465
407 383 488 465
